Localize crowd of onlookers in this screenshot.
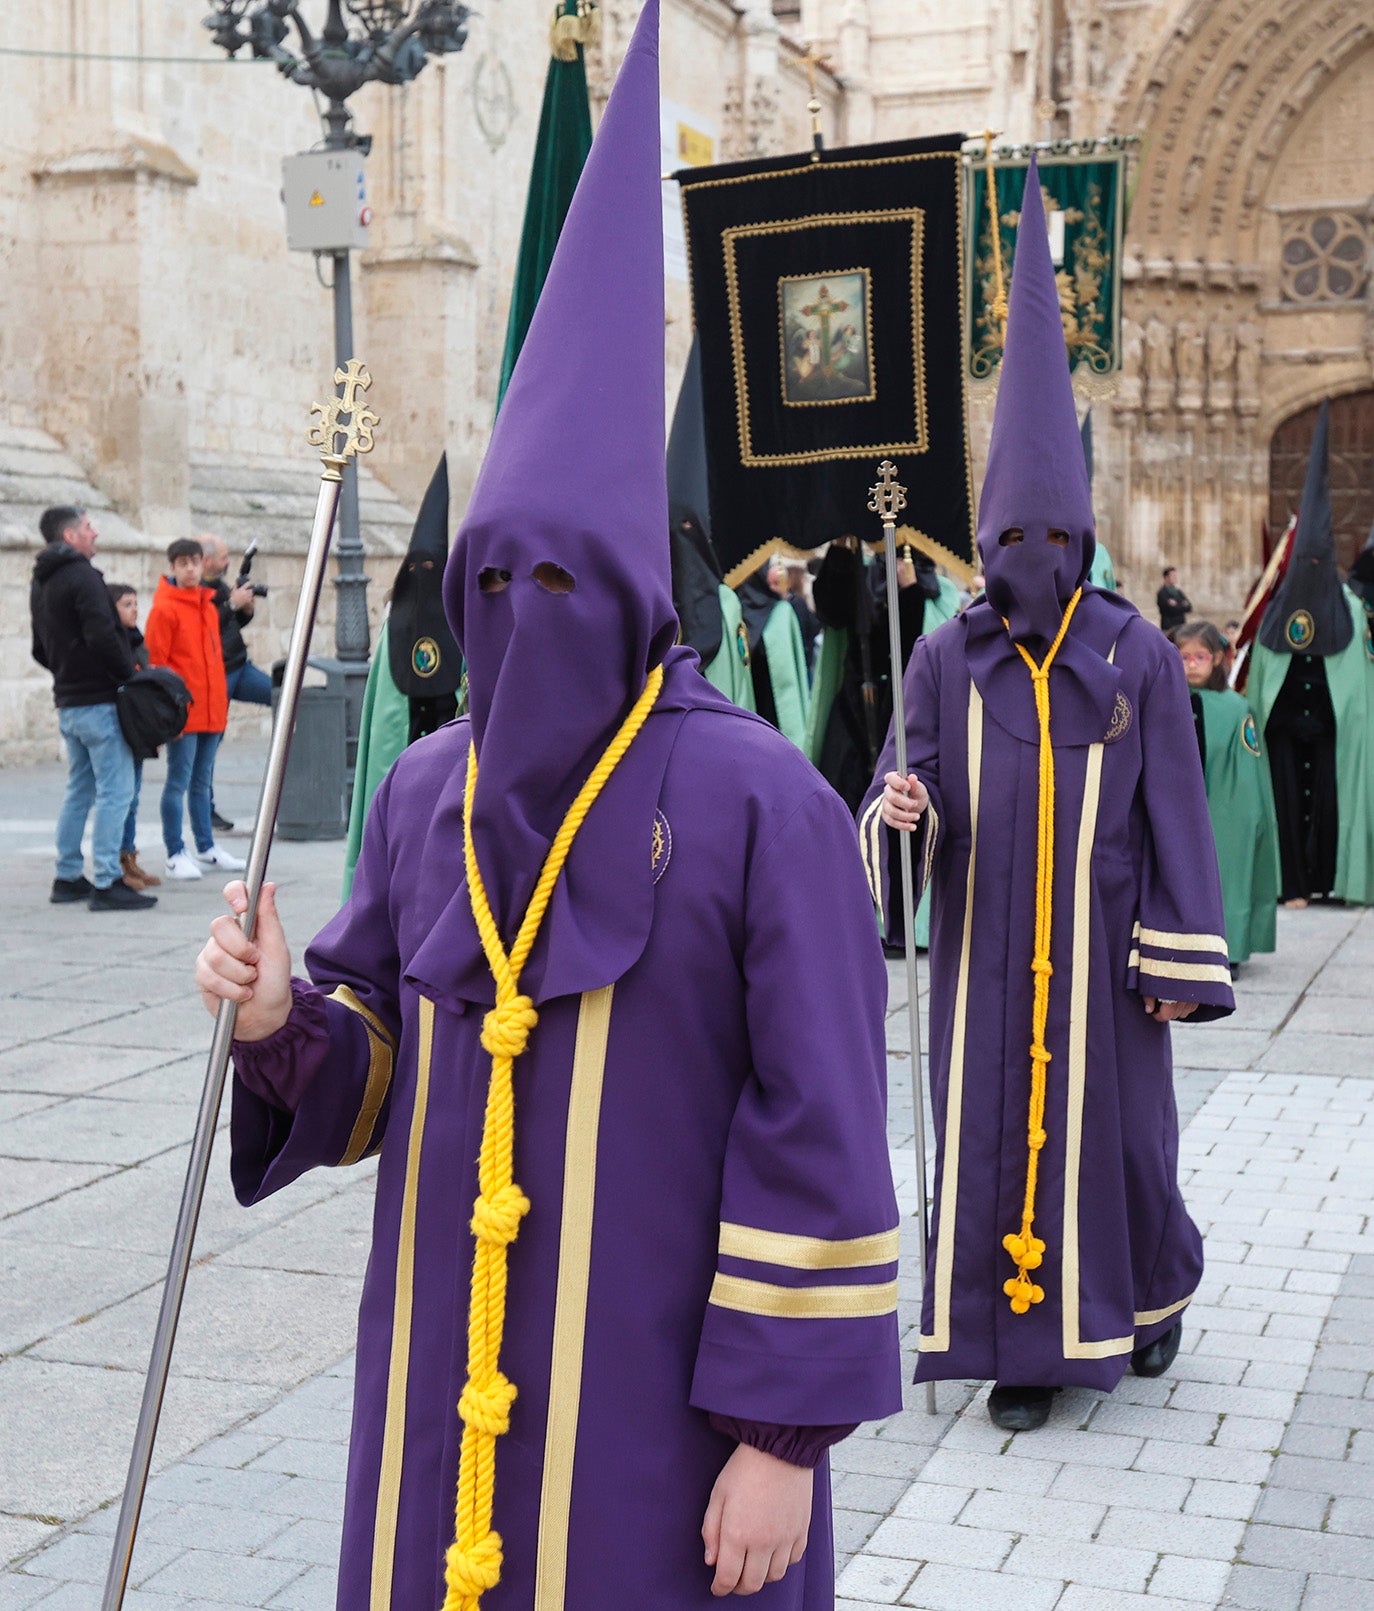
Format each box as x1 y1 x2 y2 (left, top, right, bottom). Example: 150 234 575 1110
28 505 270 913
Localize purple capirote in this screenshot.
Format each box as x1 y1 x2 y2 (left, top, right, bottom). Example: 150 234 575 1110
978 156 1097 649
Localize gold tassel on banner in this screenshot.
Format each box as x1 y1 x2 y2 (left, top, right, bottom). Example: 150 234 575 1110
550 0 600 62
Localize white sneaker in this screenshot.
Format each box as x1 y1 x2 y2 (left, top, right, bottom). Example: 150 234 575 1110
194 843 246 872
165 852 204 881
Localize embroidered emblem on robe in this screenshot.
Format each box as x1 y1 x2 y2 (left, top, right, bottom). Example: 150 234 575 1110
735 621 751 667
1241 713 1261 756
411 636 441 677
652 810 672 882
1286 609 1315 650
1104 690 1132 743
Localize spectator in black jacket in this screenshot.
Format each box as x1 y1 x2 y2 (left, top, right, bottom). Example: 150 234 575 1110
1157 566 1192 632
30 507 156 911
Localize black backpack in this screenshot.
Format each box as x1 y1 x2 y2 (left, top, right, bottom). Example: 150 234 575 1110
116 666 192 760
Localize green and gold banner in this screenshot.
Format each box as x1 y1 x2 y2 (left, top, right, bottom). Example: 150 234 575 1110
965 147 1125 381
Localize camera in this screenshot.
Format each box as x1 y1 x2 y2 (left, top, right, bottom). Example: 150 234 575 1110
236 540 269 599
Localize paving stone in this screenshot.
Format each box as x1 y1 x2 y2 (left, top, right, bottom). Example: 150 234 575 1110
1184 1479 1264 1521
1300 1577 1372 1611
958 1490 1106 1540
263 1564 338 1609
1003 1535 1155 1593
1219 1563 1309 1609
1048 1464 1190 1514
1097 1504 1245 1560
1054 1589 1196 1611
1240 1524 1374 1579
899 1562 1064 1610
137 1548 308 1607
255 1518 342 1568
1251 1489 1330 1529
836 1554 920 1603
864 1517 1012 1571
1148 1553 1234 1602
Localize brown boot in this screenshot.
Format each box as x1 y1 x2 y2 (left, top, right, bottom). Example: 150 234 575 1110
121 850 161 889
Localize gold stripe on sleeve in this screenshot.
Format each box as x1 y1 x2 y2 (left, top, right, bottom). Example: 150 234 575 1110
709 1273 899 1320
328 983 397 1049
1137 958 1233 986
369 996 435 1609
718 1222 900 1270
328 987 397 1168
858 797 885 909
1136 926 1228 955
534 986 615 1611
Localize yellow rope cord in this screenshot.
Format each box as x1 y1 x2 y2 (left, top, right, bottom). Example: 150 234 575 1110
1001 588 1083 1316
443 662 665 1609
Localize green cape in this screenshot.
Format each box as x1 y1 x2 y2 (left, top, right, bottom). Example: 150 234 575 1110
1247 588 1374 906
341 618 411 900
1089 541 1117 592
761 600 812 751
1197 687 1278 963
700 584 755 711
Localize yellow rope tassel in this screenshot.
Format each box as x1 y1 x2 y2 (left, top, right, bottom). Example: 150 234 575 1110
444 663 665 1610
1001 589 1082 1316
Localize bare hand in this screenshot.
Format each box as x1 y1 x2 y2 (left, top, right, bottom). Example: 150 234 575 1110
880 771 929 831
195 881 293 1041
1143 998 1199 1022
895 558 917 590
228 583 255 612
702 1444 812 1596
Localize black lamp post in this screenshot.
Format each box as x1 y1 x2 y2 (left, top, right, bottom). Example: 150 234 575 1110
204 0 471 685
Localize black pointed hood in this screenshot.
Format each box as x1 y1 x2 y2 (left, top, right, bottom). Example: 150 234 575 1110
1258 401 1353 657
667 335 726 659
388 454 463 697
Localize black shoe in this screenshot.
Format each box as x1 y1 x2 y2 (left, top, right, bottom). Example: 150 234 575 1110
988 1384 1058 1432
1132 1320 1183 1379
88 879 158 912
51 875 94 904
211 809 235 833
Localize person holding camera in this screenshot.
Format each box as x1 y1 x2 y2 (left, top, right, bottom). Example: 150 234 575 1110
201 533 269 832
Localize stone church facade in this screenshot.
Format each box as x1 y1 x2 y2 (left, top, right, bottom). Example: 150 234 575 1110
2 0 1370 755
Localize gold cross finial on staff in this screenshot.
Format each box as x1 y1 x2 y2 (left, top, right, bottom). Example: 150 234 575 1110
868 460 907 527
308 358 380 481
801 41 832 100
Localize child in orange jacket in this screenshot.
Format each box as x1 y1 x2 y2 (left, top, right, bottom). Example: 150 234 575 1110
144 539 245 880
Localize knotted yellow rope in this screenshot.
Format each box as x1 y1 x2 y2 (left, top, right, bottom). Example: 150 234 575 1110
1001 588 1083 1315
444 662 665 1609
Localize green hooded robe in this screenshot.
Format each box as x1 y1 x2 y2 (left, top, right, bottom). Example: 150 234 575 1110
1247 589 1374 906
1196 687 1278 963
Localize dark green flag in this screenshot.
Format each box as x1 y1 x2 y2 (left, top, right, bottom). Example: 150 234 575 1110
495 2 595 409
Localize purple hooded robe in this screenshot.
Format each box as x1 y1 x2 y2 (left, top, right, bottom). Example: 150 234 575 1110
228 6 902 1607
858 163 1234 1392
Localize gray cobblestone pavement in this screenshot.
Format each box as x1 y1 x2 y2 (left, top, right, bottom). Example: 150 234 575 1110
1 744 1370 1609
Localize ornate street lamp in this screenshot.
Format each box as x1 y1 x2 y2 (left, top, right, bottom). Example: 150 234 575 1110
204 0 471 706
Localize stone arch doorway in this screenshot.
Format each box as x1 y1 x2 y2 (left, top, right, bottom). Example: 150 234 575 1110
1268 390 1374 574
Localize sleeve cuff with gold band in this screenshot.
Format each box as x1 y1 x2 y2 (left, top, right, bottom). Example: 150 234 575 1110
689 1220 904 1426
1126 921 1235 1015
857 793 940 937
230 977 400 1207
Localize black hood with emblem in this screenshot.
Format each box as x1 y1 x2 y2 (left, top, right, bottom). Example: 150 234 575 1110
388 454 464 698
1259 400 1353 658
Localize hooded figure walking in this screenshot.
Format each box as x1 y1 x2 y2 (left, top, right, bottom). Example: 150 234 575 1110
195 5 901 1606
1245 401 1374 908
859 161 1234 1433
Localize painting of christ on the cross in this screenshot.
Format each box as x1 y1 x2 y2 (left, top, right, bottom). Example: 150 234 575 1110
779 270 874 405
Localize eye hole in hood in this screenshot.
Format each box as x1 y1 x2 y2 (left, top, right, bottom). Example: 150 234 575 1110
533 562 576 595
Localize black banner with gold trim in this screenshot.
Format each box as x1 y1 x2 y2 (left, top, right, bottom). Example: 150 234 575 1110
679 134 974 586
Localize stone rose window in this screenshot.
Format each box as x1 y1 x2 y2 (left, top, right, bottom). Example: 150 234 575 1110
1279 211 1369 304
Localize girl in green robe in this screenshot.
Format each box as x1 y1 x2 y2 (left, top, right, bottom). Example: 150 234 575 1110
1175 622 1278 964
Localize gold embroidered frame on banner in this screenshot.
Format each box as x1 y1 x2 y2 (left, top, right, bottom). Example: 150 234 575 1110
722 207 928 468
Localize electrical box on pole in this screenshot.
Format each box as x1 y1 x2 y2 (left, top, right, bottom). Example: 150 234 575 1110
282 150 372 253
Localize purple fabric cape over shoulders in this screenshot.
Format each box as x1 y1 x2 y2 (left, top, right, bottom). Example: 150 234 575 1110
858 597 1234 1391
231 659 903 1611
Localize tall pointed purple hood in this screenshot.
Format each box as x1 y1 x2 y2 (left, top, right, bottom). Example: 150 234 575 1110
442 0 679 934
978 158 1096 645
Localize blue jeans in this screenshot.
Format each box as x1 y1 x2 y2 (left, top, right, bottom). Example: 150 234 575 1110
56 702 135 890
162 730 223 858
121 759 144 856
226 660 272 705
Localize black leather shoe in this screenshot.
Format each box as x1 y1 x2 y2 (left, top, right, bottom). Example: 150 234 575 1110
51 875 94 904
211 808 235 833
1132 1320 1183 1379
88 879 158 912
988 1384 1058 1432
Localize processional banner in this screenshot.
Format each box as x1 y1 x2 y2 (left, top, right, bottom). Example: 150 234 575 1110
679 134 976 585
965 145 1126 383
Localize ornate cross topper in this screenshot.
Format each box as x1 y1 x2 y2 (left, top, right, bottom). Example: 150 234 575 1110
868 460 908 527
308 358 380 476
